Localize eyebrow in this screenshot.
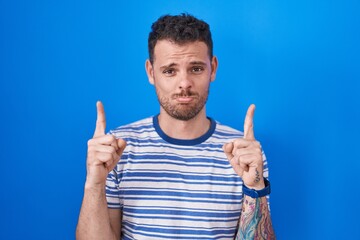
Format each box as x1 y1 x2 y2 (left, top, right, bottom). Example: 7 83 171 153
160 61 207 70
189 61 207 66
160 63 177 70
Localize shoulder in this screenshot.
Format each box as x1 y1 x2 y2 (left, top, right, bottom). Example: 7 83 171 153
109 116 154 138
212 119 244 139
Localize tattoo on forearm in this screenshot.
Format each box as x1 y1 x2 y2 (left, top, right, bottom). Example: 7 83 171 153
236 197 275 240
254 168 260 183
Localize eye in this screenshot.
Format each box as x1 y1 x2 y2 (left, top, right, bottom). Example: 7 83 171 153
163 68 175 76
191 66 204 74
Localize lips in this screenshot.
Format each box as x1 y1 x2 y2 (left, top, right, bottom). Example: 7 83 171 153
176 96 194 103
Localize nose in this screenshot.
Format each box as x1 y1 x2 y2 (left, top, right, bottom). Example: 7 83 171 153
179 72 193 90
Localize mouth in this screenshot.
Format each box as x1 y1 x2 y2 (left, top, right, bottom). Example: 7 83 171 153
172 90 199 103
175 96 194 103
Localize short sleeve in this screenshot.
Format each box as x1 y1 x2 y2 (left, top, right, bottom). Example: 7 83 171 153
261 150 271 210
105 170 122 209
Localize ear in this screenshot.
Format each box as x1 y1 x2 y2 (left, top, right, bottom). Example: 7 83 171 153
210 56 218 82
145 59 155 85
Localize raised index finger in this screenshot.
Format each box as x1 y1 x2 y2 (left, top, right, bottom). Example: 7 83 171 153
244 104 255 140
93 101 106 137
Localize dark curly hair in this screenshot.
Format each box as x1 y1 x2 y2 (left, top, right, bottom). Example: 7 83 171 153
148 13 213 64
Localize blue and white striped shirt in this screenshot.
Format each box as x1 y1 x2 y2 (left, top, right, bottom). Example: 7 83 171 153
106 115 269 239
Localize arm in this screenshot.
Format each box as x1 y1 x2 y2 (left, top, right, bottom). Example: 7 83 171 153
76 101 126 240
76 185 121 240
223 105 275 240
236 195 274 239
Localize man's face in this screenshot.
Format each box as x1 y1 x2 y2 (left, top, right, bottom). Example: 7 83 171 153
146 40 218 121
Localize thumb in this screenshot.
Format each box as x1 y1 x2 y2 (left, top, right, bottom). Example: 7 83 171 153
223 142 234 160
116 138 127 156
93 101 106 138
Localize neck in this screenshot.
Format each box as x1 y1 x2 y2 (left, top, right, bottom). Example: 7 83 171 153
158 108 210 140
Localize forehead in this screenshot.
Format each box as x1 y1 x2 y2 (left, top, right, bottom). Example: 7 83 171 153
153 40 210 65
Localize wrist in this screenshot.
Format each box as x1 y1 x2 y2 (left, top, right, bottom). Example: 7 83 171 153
247 179 265 190
83 182 107 201
84 179 106 191
243 178 271 198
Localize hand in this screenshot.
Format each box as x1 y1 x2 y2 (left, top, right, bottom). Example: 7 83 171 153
85 101 126 187
223 104 265 190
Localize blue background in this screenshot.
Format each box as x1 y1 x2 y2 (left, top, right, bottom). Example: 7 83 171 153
1 0 359 239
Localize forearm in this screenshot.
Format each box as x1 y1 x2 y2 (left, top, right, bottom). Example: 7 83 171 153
235 195 275 240
76 184 117 240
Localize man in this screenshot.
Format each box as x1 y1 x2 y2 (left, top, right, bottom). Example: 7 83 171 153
76 14 275 239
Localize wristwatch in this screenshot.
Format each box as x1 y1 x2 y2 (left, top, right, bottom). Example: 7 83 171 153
242 178 271 198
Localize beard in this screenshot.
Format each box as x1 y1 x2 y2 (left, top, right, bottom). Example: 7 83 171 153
156 86 209 121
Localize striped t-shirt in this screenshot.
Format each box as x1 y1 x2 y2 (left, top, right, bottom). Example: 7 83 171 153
106 115 269 240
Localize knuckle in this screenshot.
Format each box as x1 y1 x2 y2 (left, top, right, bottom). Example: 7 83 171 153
255 154 263 162
230 157 238 165
111 141 119 150
110 147 116 155
108 134 116 141
87 144 94 151
87 151 95 161
87 138 95 146
233 139 242 146
255 146 262 153
96 152 108 161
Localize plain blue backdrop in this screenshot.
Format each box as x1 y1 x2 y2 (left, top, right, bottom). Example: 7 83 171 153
1 0 360 239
